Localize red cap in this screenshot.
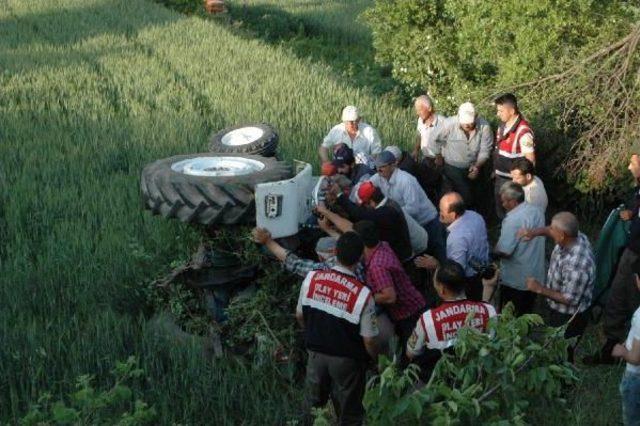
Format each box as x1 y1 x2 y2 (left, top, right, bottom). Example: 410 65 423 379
321 162 337 176
357 181 376 204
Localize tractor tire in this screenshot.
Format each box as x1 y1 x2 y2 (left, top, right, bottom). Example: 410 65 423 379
209 123 278 157
140 153 291 226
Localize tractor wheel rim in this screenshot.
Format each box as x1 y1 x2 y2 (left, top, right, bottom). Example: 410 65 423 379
171 157 265 177
220 127 265 146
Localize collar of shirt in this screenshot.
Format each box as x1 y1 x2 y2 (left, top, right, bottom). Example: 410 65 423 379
505 201 526 218
419 114 440 128
440 296 468 304
447 211 467 233
387 168 399 185
339 122 364 138
331 263 356 277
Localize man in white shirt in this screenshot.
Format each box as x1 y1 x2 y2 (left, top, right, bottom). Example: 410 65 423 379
319 105 382 164
612 266 640 426
509 158 548 213
412 95 445 202
369 151 446 262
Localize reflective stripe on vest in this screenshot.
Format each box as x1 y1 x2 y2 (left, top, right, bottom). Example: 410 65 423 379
301 269 371 325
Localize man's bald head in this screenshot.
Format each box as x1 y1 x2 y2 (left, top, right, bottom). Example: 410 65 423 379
439 192 466 225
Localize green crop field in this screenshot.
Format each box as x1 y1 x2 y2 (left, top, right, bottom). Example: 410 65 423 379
0 0 626 424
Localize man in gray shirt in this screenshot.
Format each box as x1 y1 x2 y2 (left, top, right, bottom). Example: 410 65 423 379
431 102 493 207
495 181 546 315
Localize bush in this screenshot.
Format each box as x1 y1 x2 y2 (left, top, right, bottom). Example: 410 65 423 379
364 0 638 200
363 306 577 424
20 357 156 425
363 0 633 111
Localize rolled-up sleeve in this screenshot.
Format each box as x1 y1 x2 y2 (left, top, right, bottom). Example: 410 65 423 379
496 219 518 256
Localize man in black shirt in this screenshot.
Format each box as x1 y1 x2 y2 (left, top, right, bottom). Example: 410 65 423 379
317 182 413 262
585 153 640 364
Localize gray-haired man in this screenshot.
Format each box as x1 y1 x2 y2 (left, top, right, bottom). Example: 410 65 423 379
494 182 545 315
520 212 596 361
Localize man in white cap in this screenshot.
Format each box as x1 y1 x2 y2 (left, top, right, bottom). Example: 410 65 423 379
430 102 493 207
319 105 382 164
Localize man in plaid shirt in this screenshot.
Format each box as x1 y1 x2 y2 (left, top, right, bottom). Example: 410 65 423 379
353 220 426 361
520 211 596 361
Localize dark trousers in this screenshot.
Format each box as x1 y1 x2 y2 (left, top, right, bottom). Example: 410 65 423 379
417 156 443 204
603 248 640 342
500 285 536 316
543 305 590 363
304 350 367 426
423 217 447 263
494 175 511 220
442 164 475 207
466 274 483 302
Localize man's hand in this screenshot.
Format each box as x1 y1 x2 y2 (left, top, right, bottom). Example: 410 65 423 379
412 150 420 162
468 165 480 180
414 254 439 270
315 202 329 216
620 209 634 221
612 343 628 358
525 277 542 294
434 154 444 167
251 227 272 245
517 228 533 241
318 215 334 233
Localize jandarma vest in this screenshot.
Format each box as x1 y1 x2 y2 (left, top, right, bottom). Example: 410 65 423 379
419 299 495 350
494 116 533 178
301 268 372 360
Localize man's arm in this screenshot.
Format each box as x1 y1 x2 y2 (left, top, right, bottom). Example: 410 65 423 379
517 226 550 241
319 145 330 164
406 319 426 360
363 337 379 360
374 286 397 305
495 220 518 258
360 297 380 360
526 278 570 305
613 339 640 365
316 203 354 233
400 177 428 219
525 152 536 165
252 227 288 262
475 123 493 168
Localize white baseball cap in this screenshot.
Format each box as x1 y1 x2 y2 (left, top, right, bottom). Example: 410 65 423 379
341 105 360 122
458 102 476 125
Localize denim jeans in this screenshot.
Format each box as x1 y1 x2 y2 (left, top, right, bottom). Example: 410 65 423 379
620 370 640 426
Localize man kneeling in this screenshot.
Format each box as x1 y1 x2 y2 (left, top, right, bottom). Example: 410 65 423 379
406 260 496 381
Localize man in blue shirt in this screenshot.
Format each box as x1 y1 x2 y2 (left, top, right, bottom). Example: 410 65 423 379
414 192 490 301
495 181 545 315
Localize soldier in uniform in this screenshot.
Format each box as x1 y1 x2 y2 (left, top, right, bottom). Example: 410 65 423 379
407 260 496 381
296 232 379 426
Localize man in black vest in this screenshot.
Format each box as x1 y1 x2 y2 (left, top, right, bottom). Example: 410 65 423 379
296 232 379 425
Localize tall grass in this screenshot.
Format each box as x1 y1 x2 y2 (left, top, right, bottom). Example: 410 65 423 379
0 0 625 423
0 0 413 423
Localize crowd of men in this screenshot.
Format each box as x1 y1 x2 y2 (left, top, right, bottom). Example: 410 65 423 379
251 93 640 426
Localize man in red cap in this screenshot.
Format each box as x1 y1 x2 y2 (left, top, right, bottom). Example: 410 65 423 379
316 181 413 262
